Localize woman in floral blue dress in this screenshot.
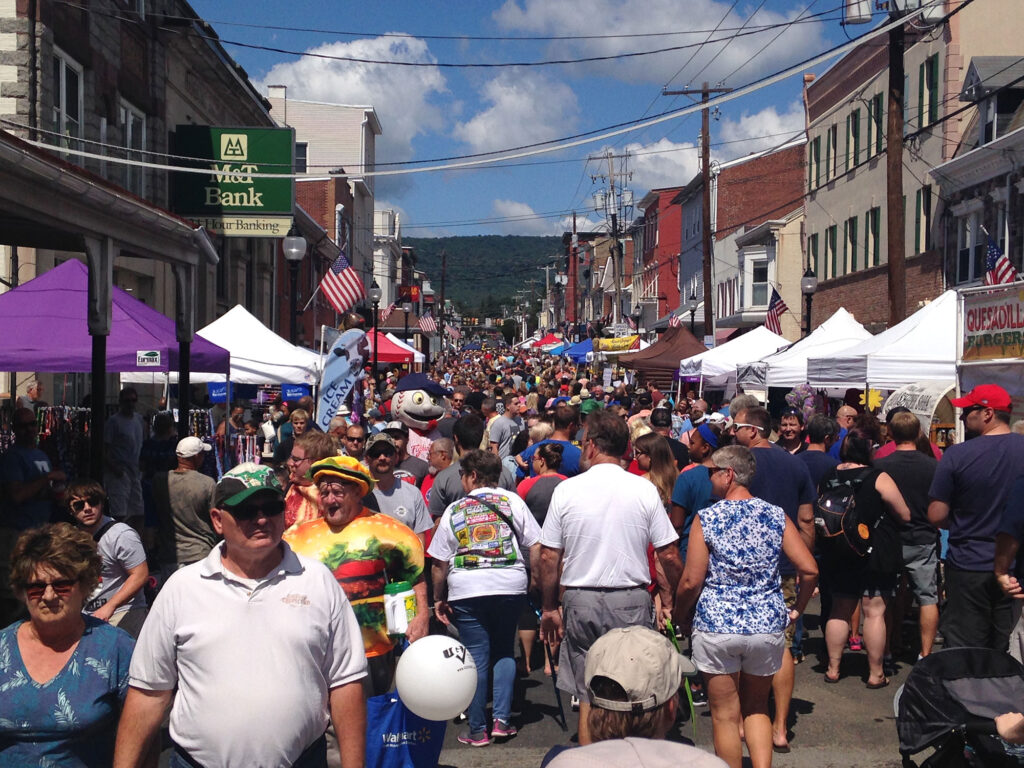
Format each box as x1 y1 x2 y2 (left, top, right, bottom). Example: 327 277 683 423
675 446 818 768
0 523 135 767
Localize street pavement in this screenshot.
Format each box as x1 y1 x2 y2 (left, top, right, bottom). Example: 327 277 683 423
437 597 910 768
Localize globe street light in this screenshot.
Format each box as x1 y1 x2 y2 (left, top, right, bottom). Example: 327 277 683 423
368 280 382 398
402 301 413 344
801 265 818 338
282 225 307 345
687 290 698 334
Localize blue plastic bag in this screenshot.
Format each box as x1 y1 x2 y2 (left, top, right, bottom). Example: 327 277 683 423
365 694 447 768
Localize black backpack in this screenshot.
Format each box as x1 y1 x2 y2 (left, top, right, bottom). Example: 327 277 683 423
814 469 880 558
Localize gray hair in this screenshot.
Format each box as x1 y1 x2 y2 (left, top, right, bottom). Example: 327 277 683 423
712 445 757 487
728 394 761 420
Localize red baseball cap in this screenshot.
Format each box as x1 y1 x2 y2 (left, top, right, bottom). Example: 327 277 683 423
950 384 1012 412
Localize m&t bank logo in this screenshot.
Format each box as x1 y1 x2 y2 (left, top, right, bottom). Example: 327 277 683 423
220 134 247 161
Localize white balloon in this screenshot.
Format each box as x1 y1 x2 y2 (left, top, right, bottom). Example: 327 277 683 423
395 635 478 721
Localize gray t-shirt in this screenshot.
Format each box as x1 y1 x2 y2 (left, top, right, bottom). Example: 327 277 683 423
489 415 524 459
85 517 148 614
371 480 432 534
428 459 518 518
156 469 218 566
104 412 144 473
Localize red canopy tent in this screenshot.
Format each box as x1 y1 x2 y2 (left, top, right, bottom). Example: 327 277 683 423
367 329 415 364
531 333 562 347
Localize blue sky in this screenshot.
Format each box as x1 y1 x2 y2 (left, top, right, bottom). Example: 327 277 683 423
189 0 866 237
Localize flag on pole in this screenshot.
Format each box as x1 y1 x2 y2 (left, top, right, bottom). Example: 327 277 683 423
984 237 1020 285
319 251 366 314
419 311 437 334
764 287 788 335
380 302 397 322
668 314 682 328
626 315 637 330
445 325 462 340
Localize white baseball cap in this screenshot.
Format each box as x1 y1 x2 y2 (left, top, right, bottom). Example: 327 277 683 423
176 436 212 458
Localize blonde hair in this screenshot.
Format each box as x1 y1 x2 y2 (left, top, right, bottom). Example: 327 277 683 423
529 422 554 444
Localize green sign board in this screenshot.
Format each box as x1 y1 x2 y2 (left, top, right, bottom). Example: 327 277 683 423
171 126 294 237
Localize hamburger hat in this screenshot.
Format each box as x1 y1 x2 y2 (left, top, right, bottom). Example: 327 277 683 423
311 455 375 496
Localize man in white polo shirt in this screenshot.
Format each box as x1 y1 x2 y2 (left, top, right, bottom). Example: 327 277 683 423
113 463 367 768
539 410 682 746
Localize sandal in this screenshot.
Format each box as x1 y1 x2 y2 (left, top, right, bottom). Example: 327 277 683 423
866 677 890 689
824 672 841 684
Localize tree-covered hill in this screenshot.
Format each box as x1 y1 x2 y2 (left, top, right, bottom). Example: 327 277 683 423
405 235 562 316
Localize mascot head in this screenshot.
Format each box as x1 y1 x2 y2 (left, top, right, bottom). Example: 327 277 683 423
391 373 451 431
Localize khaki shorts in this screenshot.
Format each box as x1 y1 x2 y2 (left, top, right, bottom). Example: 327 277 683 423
692 630 786 677
781 575 797 648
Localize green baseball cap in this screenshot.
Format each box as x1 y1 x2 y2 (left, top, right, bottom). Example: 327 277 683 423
214 462 284 509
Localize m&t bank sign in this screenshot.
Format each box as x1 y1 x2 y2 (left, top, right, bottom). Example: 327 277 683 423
171 126 295 237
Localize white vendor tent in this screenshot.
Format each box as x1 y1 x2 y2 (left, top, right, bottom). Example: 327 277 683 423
386 333 426 364
679 326 790 387
806 289 957 390
737 308 873 389
124 304 322 385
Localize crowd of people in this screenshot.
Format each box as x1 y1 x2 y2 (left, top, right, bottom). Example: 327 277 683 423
2 342 1024 767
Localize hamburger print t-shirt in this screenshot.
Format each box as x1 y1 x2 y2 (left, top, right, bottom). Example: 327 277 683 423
284 510 424 657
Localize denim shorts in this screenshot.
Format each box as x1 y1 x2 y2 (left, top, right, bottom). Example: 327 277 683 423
692 630 786 676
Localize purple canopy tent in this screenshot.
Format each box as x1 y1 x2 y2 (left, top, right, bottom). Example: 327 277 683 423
0 260 229 373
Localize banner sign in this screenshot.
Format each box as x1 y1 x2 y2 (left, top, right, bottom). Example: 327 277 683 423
317 329 368 432
962 285 1024 362
207 382 228 403
282 384 310 401
136 350 161 367
594 335 639 352
171 126 295 237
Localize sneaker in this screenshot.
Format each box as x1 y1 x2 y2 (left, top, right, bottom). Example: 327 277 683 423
570 695 580 711
848 635 863 651
492 719 518 739
690 686 708 707
457 730 491 747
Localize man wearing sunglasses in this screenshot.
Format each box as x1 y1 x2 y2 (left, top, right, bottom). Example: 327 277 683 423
116 463 368 768
930 384 1024 653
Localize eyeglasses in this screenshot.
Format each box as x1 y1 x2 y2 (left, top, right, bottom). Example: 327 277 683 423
708 466 732 476
227 500 285 521
287 454 310 463
452 399 465 405
24 578 77 600
367 450 395 459
959 405 986 420
345 435 366 442
70 496 102 512
319 481 360 497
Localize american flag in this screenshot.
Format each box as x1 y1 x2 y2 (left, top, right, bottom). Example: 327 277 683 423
445 325 462 340
319 251 366 314
984 237 1020 286
626 315 637 330
668 314 682 328
380 302 397 322
419 311 437 334
764 287 788 335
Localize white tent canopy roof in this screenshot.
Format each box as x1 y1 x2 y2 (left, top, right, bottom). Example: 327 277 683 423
806 290 958 389
124 304 322 385
386 333 426 364
737 308 873 389
679 326 789 385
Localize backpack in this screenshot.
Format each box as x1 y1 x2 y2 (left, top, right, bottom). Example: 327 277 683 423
814 468 881 558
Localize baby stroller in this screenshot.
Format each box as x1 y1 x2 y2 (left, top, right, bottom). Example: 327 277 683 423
897 647 1024 767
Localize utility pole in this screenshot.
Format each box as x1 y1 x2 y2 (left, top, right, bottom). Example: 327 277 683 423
569 212 579 335
886 23 906 325
438 249 447 356
663 82 731 337
590 150 632 326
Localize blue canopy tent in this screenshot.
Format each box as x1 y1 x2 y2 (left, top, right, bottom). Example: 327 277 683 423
562 338 593 363
546 343 567 355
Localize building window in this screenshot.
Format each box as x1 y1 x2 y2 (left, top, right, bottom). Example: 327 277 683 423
866 207 881 267
807 233 819 277
826 125 837 181
52 48 83 155
808 136 821 190
295 142 308 173
752 260 768 306
118 99 146 197
919 54 940 128
867 93 884 158
914 185 932 254
825 224 838 279
844 216 858 274
845 109 861 171
956 211 984 284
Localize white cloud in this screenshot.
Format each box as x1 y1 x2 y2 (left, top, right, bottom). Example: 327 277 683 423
621 137 701 193
494 0 827 86
717 101 805 159
256 36 448 172
454 70 579 154
487 200 603 236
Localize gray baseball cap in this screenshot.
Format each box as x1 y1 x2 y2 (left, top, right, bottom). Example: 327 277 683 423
585 626 695 713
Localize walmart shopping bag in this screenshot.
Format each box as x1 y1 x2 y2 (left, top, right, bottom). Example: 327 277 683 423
365 694 447 768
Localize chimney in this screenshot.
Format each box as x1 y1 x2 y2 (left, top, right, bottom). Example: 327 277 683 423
267 85 287 124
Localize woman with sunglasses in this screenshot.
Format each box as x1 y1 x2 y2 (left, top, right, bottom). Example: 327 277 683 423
66 481 149 638
0 523 135 766
674 446 818 768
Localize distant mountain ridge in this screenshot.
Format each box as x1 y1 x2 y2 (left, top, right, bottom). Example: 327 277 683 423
405 235 562 315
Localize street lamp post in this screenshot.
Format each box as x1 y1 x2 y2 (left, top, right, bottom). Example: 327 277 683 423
801 266 818 338
368 280 382 398
632 304 642 335
282 226 307 345
687 290 698 334
402 301 413 344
